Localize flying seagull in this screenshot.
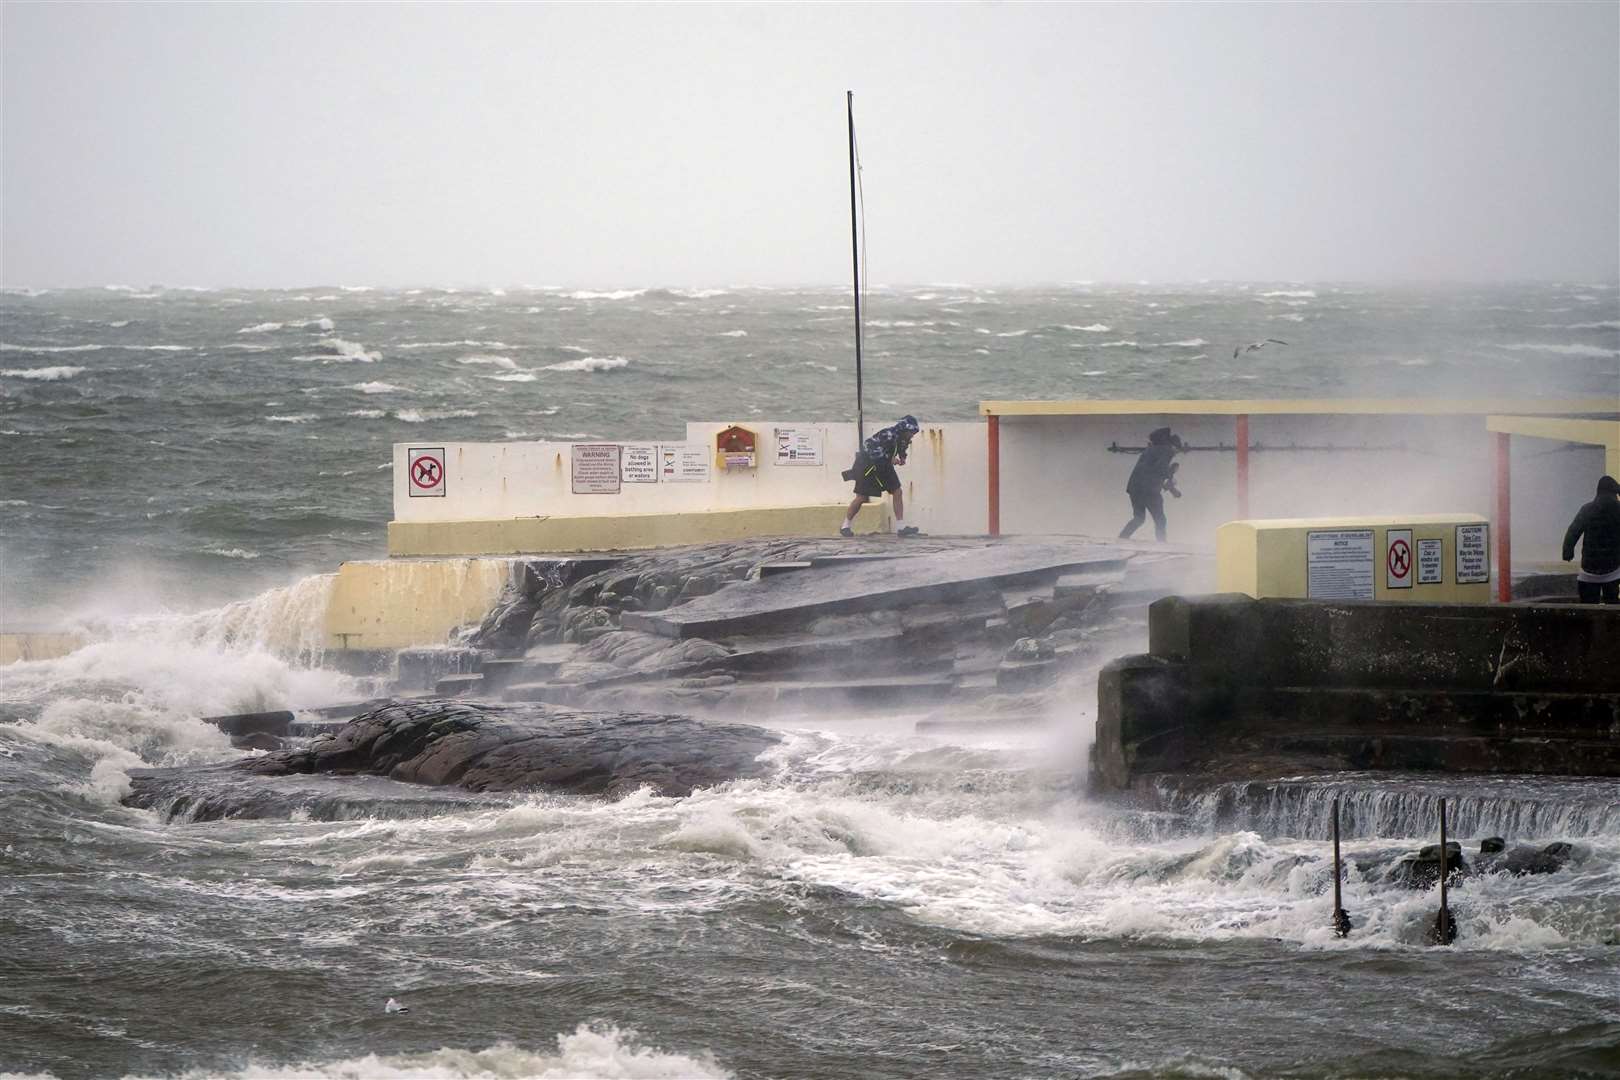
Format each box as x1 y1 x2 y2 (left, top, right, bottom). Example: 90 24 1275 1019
1233 339 1288 359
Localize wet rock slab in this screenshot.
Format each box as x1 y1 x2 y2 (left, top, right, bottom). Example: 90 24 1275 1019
126 699 783 817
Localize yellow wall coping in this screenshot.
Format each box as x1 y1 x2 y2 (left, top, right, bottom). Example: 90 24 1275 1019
980 397 1618 417
1485 414 1620 446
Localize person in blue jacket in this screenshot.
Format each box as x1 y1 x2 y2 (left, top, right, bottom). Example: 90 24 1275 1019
840 415 921 537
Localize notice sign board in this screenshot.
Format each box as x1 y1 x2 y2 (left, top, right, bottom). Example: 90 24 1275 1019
621 443 658 484
1456 523 1490 584
1386 529 1414 590
1306 529 1375 600
659 444 711 483
407 447 445 497
571 444 622 494
1417 538 1444 584
774 426 824 467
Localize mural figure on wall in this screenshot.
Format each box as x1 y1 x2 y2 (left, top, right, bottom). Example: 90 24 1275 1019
1118 426 1184 543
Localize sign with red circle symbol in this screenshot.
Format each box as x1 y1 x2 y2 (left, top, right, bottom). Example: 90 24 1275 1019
407 447 446 497
1386 529 1413 590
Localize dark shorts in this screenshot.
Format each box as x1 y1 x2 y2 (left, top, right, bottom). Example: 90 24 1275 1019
853 457 900 497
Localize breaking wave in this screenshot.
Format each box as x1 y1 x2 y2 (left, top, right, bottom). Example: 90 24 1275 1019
1496 342 1619 358
543 356 629 373
1 365 86 380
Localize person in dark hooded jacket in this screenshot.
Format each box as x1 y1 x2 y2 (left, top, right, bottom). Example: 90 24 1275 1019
1563 474 1620 603
1118 427 1183 542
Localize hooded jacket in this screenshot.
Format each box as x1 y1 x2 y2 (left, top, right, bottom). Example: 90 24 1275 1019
1126 427 1180 496
1562 476 1620 576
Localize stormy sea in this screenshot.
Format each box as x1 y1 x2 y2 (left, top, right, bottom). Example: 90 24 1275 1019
3 283 1619 1079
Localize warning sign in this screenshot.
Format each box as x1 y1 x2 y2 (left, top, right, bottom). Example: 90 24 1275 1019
1306 529 1375 600
621 443 658 484
407 447 445 498
1417 538 1443 584
774 426 824 467
659 444 710 483
1386 529 1414 590
571 444 621 494
1456 523 1489 584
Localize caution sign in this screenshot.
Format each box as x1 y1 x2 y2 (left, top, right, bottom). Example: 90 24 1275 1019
1456 523 1489 584
1417 538 1443 585
407 447 445 498
571 444 622 494
1386 529 1414 590
1306 529 1375 601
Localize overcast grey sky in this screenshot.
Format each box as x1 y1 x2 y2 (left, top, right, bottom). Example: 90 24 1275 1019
3 2 1616 288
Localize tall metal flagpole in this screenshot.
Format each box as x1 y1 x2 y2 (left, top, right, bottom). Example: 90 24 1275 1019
847 90 865 443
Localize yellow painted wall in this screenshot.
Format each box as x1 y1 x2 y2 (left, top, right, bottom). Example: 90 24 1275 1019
324 558 516 651
386 503 890 558
0 632 85 665
1217 515 1492 603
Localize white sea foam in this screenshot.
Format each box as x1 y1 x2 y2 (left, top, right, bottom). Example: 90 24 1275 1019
1 343 105 353
348 381 404 394
803 362 839 373
115 1025 730 1079
201 547 261 560
396 340 513 350
1542 320 1620 331
1259 289 1316 298
1497 343 1619 358
564 289 645 301
265 413 319 424
1093 340 1139 348
456 354 519 370
395 409 427 423
1161 338 1209 347
717 329 748 337
543 355 629 372
485 372 539 382
1269 313 1307 322
1081 369 1108 376
1 366 86 380
1062 324 1112 333
295 338 380 363
995 329 1028 337
668 288 729 299
238 317 335 334
239 322 284 333
346 409 386 419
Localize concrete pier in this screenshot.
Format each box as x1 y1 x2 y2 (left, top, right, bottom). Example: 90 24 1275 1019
1093 594 1620 789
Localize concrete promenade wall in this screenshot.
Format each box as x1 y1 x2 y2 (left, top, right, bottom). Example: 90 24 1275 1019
390 421 989 553
994 411 1605 567
1094 594 1620 789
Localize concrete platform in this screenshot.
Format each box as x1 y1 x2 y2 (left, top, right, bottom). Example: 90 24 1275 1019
622 540 1131 639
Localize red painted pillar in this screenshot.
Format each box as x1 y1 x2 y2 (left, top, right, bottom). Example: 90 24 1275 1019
1495 432 1511 603
987 414 1001 537
1235 414 1251 519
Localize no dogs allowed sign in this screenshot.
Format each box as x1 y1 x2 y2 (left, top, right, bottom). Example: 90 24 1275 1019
1385 529 1413 590
408 447 445 497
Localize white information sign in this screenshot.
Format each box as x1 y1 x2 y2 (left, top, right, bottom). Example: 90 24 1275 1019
1417 538 1444 585
571 444 622 494
1456 523 1490 584
773 426 824 467
658 443 711 483
1306 529 1375 600
1386 529 1414 590
621 443 658 484
407 447 446 498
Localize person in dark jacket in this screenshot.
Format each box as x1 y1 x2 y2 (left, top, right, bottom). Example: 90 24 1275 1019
1118 427 1184 542
1563 474 1620 603
840 415 922 537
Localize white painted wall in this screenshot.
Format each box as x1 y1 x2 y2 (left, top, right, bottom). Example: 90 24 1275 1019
393 411 1598 563
392 422 989 533
995 412 1600 563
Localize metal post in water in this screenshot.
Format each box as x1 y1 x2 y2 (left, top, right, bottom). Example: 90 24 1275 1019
1331 796 1351 938
1430 797 1457 946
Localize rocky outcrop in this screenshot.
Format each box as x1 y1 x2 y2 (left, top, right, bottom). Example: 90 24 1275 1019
125 700 783 818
